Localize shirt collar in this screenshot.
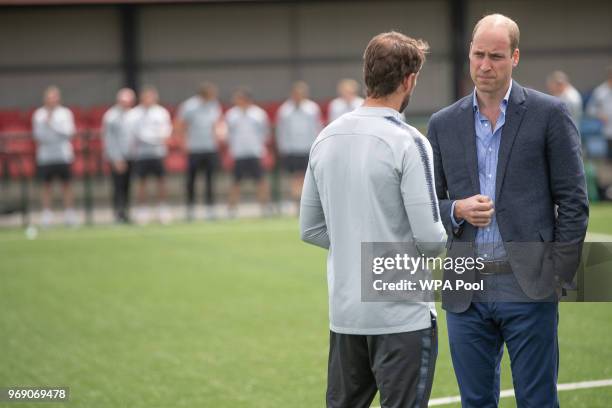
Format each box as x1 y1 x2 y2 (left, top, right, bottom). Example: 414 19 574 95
353 106 402 119
288 99 305 109
472 79 512 113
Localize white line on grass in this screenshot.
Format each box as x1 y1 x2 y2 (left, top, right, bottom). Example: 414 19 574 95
586 232 612 242
371 378 612 407
3 227 611 243
0 221 299 242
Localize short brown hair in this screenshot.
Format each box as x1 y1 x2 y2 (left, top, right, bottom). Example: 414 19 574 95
472 14 520 52
233 87 253 101
292 80 309 95
140 85 158 96
44 85 61 97
198 81 217 98
547 70 569 85
363 31 429 98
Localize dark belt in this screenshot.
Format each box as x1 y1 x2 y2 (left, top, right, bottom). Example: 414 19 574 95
479 261 513 275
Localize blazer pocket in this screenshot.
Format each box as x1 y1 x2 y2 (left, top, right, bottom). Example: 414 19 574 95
538 226 554 242
446 237 453 250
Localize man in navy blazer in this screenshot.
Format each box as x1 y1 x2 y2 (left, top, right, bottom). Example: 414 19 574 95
427 14 588 407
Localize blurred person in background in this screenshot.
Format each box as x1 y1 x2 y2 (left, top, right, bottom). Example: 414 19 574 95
102 88 136 224
276 81 322 208
327 78 364 123
546 70 583 125
224 88 271 217
586 65 612 159
175 82 223 221
126 86 172 224
32 85 77 227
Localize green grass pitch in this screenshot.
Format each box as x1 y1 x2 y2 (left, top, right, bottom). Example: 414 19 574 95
1 204 612 407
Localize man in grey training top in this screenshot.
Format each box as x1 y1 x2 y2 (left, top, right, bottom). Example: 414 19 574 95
175 82 223 220
276 81 322 206
328 78 364 123
125 86 173 224
102 88 136 223
32 86 77 227
224 88 271 216
300 32 446 408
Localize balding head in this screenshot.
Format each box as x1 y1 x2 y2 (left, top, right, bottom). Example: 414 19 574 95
469 13 520 98
140 85 159 107
291 80 309 102
472 13 520 53
116 88 135 109
548 70 569 85
44 85 61 108
547 71 570 96
198 82 218 100
337 79 360 100
233 87 253 108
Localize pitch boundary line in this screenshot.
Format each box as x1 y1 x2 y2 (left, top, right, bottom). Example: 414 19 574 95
586 232 612 242
371 378 612 407
3 226 611 243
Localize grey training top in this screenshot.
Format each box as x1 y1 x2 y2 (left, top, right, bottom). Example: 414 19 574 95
328 96 364 123
586 81 612 138
300 106 447 335
32 106 75 165
276 99 321 155
225 105 270 159
125 104 172 160
177 96 222 153
102 105 132 162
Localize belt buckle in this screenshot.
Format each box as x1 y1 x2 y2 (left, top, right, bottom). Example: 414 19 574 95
479 261 499 275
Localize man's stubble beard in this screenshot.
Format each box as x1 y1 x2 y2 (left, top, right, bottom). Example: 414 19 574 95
399 92 411 113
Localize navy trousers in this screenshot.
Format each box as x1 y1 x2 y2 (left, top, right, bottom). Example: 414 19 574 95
446 273 559 408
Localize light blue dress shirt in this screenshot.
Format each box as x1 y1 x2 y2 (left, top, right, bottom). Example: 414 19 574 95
451 81 512 261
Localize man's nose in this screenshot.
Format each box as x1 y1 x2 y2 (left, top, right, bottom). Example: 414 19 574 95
480 59 492 71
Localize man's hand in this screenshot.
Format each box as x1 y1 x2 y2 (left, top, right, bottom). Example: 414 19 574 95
454 195 494 227
113 160 127 174
598 114 608 124
214 119 228 144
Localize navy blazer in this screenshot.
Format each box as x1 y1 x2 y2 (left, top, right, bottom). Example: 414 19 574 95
427 81 589 312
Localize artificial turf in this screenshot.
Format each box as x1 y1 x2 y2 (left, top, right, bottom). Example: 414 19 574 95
1 206 611 407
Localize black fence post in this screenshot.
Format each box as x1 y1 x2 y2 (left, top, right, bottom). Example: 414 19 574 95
83 129 94 225
120 4 139 92
19 163 30 228
450 0 468 101
270 125 282 215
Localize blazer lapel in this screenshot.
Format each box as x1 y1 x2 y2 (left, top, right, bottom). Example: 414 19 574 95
458 97 480 195
495 81 527 200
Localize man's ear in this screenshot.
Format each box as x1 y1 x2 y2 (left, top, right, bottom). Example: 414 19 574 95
512 48 520 68
404 73 417 92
